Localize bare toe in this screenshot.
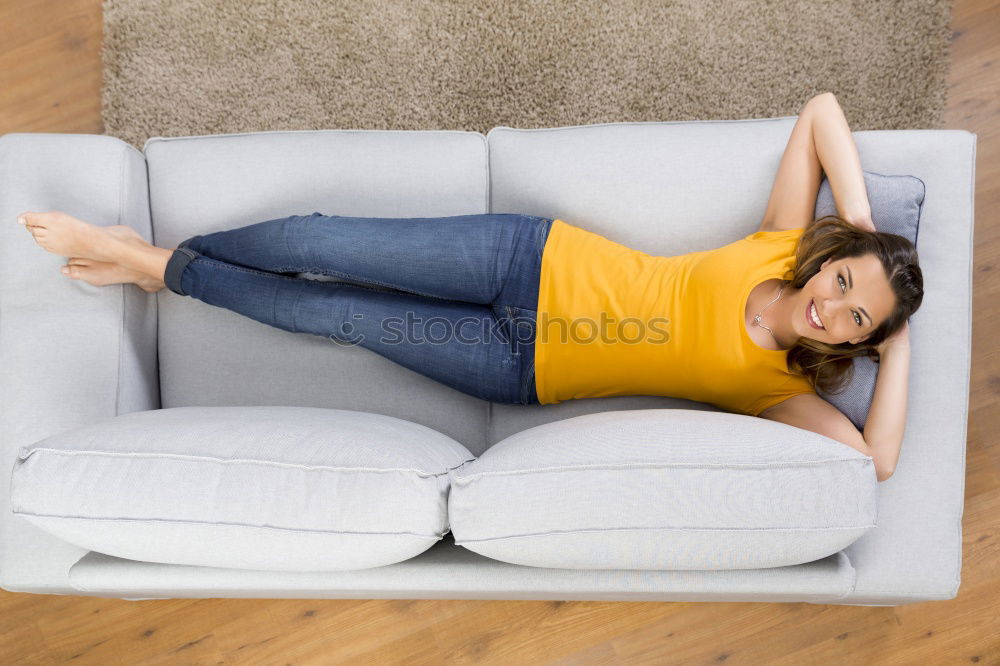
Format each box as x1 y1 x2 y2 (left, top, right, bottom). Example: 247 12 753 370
61 260 123 286
61 264 85 279
19 211 58 228
18 212 40 228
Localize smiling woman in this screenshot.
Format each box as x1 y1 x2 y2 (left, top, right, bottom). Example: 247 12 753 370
742 91 924 480
760 245 898 351
755 214 922 481
780 215 921 394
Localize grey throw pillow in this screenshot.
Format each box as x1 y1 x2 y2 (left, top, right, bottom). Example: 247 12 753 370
812 171 925 430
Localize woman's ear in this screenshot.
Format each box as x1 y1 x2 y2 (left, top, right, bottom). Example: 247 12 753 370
851 333 872 345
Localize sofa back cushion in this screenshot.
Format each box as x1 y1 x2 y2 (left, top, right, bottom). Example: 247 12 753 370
486 120 805 438
11 406 475 571
145 130 494 456
449 408 878 570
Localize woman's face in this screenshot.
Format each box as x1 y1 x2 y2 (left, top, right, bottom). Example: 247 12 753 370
793 253 896 346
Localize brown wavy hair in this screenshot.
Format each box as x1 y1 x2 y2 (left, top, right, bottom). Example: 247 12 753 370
778 215 923 394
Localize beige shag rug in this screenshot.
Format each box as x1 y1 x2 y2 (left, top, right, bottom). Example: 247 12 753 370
101 0 952 153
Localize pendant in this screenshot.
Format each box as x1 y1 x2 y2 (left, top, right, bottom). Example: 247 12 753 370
752 314 762 326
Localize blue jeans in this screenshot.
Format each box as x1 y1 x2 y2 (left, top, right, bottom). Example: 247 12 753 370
163 212 554 405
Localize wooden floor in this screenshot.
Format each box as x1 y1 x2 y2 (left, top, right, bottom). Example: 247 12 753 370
1 0 997 663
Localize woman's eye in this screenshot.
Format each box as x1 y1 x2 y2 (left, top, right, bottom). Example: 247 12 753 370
838 274 863 326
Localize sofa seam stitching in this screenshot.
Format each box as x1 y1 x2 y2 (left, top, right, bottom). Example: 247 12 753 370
453 524 878 545
452 457 875 482
12 510 446 538
19 447 468 476
952 131 976 598
115 143 127 417
487 116 799 135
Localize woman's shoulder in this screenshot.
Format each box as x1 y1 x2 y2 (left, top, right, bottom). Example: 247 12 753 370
743 226 807 242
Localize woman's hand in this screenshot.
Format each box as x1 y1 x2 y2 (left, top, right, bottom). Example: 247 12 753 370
876 320 910 356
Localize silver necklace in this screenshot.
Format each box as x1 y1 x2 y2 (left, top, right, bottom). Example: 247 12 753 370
750 283 784 339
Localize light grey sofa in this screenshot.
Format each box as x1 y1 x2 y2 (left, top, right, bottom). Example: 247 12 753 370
0 117 975 604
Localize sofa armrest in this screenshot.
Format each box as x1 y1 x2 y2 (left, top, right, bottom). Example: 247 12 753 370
0 133 159 593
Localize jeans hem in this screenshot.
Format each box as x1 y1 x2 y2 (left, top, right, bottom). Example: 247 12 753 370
164 247 199 296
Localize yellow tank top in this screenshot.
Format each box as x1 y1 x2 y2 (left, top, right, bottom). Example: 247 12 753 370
534 219 816 416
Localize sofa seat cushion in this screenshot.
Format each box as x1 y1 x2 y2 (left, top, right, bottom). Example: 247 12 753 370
448 409 878 570
11 406 475 572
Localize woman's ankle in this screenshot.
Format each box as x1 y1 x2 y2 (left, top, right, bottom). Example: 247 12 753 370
114 242 174 284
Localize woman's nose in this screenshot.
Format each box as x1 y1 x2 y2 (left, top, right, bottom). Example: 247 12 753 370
818 298 834 324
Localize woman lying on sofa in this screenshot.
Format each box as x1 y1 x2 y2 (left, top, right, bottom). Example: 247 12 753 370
17 92 918 483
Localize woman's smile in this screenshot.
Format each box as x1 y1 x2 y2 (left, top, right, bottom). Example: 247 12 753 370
806 298 825 330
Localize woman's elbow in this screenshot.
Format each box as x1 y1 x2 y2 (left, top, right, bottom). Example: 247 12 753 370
875 462 896 483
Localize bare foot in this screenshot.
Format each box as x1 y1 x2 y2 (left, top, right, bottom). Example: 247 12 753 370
61 257 165 293
104 224 150 247
18 211 123 262
60 225 166 292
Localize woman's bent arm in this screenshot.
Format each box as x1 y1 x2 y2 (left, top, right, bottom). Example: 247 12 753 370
863 343 911 480
809 92 873 228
